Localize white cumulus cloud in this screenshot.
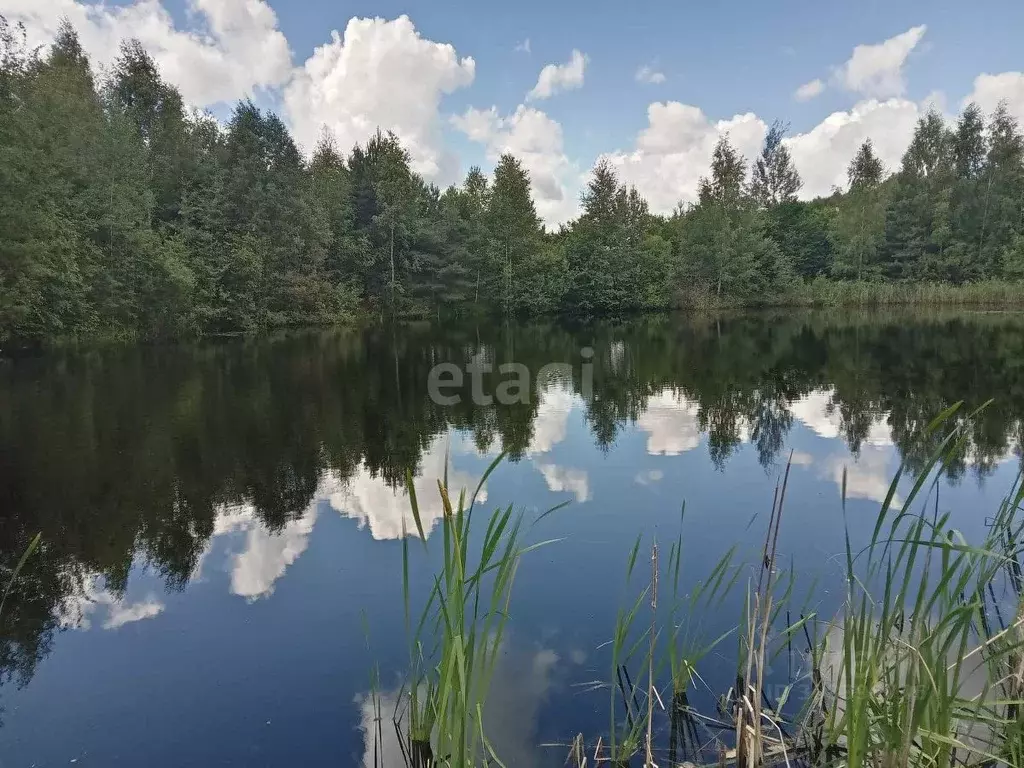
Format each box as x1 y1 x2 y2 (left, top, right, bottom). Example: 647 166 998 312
602 102 767 213
527 386 577 454
3 0 293 106
600 25 942 209
794 78 825 101
215 503 318 600
535 463 590 502
326 435 487 541
636 388 703 455
283 15 475 180
635 65 666 85
104 597 165 629
965 71 1024 125
634 469 664 485
452 104 580 225
526 49 587 101
58 575 166 630
821 447 902 507
790 390 893 447
837 24 927 99
358 642 561 768
785 98 921 197
603 95 927 211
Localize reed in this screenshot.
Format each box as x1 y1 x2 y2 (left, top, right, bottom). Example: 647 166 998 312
802 406 1024 768
378 405 1024 767
677 278 1024 310
382 452 562 768
603 533 655 767
783 278 1024 308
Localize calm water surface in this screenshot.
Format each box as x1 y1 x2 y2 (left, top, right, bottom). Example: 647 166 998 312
2 310 1023 766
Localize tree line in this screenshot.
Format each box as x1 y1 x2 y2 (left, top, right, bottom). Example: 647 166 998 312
2 19 1024 342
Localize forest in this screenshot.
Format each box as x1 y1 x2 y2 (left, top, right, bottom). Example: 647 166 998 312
2 18 1024 342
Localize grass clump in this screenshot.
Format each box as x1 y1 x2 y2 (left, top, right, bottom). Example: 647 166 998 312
379 453 562 768
375 406 1024 767
784 278 1024 308
802 410 1024 768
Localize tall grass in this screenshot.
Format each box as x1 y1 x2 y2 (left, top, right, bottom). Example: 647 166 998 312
382 453 562 768
678 278 1024 310
605 534 656 766
801 406 1024 767
784 278 1024 308
377 407 1024 766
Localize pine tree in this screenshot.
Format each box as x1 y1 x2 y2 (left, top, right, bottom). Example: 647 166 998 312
564 159 668 313
220 102 332 327
369 131 415 308
0 17 82 339
461 166 491 306
431 167 490 312
1 20 107 337
178 110 228 329
565 159 623 313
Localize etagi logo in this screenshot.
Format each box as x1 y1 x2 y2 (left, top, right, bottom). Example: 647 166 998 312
427 347 595 406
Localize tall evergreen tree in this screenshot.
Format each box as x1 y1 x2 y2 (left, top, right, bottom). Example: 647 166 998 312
945 104 989 279
0 18 89 339
431 167 490 311
309 132 364 309
563 159 669 313
565 160 622 313
177 110 228 329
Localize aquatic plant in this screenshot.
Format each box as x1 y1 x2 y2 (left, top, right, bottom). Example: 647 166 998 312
379 405 1024 767
384 452 563 768
801 406 1024 768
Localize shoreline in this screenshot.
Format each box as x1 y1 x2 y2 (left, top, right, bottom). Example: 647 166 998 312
6 280 1024 352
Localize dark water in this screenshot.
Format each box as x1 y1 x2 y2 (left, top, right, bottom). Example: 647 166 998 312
1 309 1023 766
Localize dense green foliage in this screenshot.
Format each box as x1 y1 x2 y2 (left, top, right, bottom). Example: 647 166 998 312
3 19 1024 342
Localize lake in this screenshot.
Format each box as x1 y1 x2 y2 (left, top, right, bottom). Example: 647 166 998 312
1 309 1023 766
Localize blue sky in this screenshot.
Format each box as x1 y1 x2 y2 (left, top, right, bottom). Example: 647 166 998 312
5 0 1023 222
271 0 1021 132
